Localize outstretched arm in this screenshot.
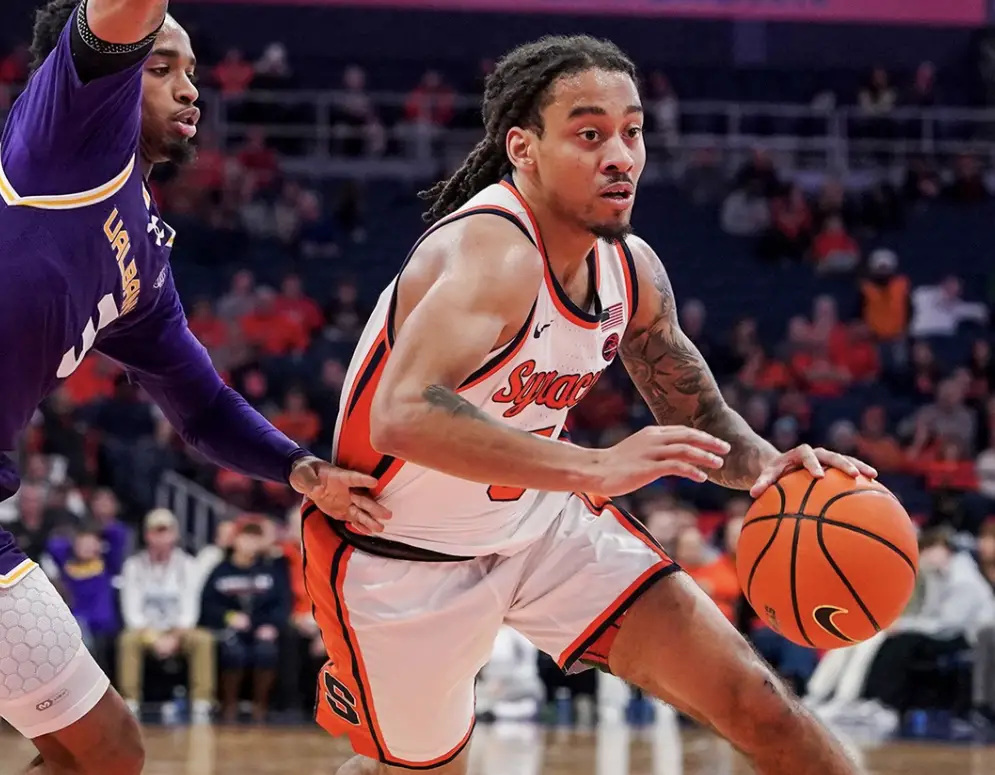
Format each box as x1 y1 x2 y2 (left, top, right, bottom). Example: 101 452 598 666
619 236 778 490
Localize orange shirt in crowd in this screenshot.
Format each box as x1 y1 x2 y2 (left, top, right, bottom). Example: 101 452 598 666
239 310 309 356
273 409 321 447
273 295 325 334
856 435 907 473
685 555 741 623
189 312 230 351
63 357 119 405
213 59 255 96
812 230 859 265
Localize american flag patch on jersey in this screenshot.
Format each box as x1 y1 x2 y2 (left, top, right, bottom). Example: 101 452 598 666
601 302 624 331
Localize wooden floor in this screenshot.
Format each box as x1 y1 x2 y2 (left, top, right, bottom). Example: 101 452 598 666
2 722 994 774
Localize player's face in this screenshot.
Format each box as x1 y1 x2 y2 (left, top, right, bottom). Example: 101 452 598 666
141 16 200 166
533 69 645 242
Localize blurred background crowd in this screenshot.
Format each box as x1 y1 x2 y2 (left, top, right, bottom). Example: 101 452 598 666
3 0 995 741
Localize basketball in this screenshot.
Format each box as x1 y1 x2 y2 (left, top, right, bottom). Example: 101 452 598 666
736 469 919 650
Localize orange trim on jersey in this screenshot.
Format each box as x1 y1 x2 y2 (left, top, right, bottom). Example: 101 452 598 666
335 328 406 497
616 242 636 323
500 179 601 330
304 505 476 769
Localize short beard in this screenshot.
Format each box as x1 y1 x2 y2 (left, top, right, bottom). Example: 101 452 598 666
589 221 633 244
165 138 197 166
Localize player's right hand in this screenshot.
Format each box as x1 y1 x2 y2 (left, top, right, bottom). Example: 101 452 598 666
592 426 730 497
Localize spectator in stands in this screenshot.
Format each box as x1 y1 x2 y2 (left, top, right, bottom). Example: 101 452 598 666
860 249 910 342
760 184 813 263
839 322 881 384
188 298 231 354
240 287 309 356
39 389 90 486
720 179 770 237
201 518 291 723
213 47 256 97
331 65 386 157
118 509 215 723
47 521 129 672
682 147 725 206
237 127 280 192
908 378 977 458
253 42 293 91
296 190 339 260
770 416 801 455
945 154 990 205
967 340 995 402
776 387 813 435
811 178 858 233
893 340 940 401
679 299 711 359
860 181 904 235
324 277 367 342
911 275 988 337
856 405 907 473
863 528 995 714
973 521 995 725
647 71 680 153
674 524 739 623
218 270 258 323
273 180 305 245
811 215 860 274
903 155 942 203
8 484 51 562
713 316 759 377
975 427 995 502
196 519 237 587
404 70 455 127
334 180 366 243
905 61 938 108
273 388 321 449
275 274 324 335
311 358 346 451
737 345 791 393
733 147 781 199
857 66 897 128
742 394 771 437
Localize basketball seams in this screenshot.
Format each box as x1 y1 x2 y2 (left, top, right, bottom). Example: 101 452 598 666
741 508 916 574
815 521 880 631
744 481 788 605
788 478 820 648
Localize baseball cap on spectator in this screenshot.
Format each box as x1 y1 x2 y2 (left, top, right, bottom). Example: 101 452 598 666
145 508 177 531
868 248 897 274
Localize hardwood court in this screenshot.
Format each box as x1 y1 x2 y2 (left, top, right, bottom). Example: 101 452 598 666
1 721 994 775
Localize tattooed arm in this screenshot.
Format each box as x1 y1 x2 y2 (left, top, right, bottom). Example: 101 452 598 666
368 215 601 492
619 236 779 490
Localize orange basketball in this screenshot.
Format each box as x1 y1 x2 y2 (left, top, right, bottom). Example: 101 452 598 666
736 469 919 650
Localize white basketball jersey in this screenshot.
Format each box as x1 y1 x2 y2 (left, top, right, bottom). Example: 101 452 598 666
331 179 637 556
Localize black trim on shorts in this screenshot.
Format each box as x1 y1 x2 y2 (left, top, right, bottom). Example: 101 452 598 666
560 563 682 674
302 502 474 563
328 539 388 763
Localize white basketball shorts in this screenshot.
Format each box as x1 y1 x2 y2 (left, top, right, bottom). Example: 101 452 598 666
0 563 109 738
301 493 680 768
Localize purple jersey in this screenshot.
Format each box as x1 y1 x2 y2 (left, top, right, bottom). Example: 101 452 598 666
0 10 304 576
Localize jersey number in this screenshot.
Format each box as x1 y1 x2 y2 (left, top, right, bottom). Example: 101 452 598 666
486 426 558 502
323 671 361 726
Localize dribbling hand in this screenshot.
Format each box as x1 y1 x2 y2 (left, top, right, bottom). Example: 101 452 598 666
592 426 730 497
289 456 392 534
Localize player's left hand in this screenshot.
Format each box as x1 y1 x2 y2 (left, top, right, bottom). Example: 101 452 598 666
749 445 878 498
289 456 392 534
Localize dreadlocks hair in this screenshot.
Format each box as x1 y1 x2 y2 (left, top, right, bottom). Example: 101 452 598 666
29 0 80 73
417 35 637 223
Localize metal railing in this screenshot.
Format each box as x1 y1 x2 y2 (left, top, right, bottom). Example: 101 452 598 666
212 89 995 176
155 470 237 552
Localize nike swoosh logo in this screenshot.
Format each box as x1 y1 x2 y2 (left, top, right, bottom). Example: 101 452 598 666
812 605 856 643
534 323 552 339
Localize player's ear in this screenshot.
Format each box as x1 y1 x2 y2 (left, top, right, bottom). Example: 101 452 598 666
506 127 535 172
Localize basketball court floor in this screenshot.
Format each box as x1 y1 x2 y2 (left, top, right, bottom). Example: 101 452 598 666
2 720 993 775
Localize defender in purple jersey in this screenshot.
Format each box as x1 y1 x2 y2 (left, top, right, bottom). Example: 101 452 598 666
1 1 390 772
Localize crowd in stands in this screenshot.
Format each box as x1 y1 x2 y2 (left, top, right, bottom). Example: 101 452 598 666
4 31 995 732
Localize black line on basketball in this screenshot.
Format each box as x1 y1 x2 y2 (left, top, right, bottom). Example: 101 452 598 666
746 517 782 605
773 481 787 514
816 521 880 632
797 476 819 513
789 518 816 647
740 514 916 574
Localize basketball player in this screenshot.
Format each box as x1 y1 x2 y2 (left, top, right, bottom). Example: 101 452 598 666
302 36 878 775
0 1 384 773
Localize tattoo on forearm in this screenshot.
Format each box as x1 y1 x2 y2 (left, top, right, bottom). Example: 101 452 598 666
620 260 776 490
422 385 489 421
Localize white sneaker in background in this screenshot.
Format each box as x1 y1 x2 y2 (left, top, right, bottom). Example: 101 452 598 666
125 699 140 717
191 699 213 725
